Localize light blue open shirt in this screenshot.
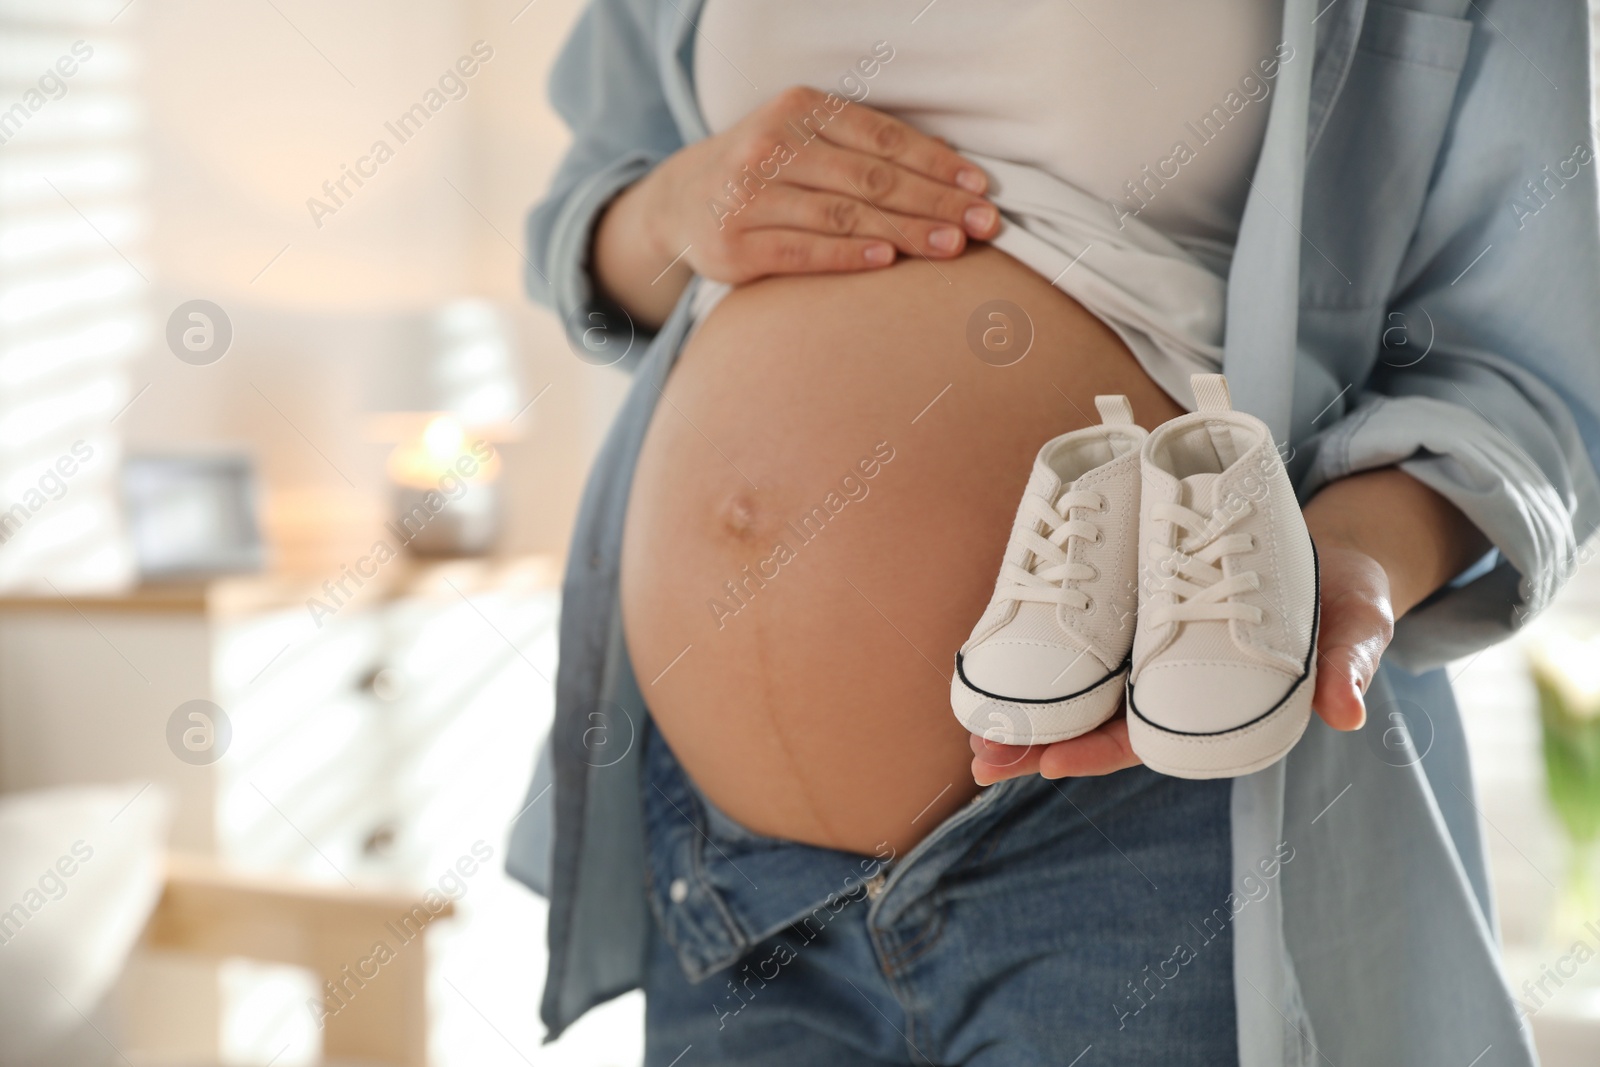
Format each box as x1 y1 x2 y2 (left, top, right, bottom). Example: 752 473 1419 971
508 0 1600 1062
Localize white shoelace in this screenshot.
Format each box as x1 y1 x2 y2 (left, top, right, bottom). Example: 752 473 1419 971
1147 501 1264 626
998 488 1104 610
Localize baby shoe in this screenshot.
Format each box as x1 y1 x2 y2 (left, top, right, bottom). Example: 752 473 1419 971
1126 373 1319 779
951 396 1146 746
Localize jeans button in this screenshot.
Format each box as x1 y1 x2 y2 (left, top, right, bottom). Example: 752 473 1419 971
669 877 689 904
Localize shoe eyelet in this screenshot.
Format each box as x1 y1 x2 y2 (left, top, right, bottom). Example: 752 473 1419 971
1081 594 1096 613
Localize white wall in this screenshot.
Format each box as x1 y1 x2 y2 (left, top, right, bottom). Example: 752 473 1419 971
121 0 629 571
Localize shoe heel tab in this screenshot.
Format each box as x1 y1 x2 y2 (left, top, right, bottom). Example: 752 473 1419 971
1094 395 1135 426
1190 374 1232 412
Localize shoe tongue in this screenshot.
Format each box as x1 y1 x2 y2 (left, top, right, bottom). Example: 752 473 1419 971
1180 472 1220 513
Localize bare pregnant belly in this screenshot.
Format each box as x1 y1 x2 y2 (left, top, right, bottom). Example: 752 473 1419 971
620 245 1182 856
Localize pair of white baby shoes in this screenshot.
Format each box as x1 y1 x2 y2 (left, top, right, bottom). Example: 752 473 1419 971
951 373 1319 779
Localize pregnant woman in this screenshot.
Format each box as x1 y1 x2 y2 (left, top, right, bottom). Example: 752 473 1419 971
510 1 1600 1064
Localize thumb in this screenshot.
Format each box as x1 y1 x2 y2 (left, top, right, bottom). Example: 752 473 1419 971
1313 643 1370 732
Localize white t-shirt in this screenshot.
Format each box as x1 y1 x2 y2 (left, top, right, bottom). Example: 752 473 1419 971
695 0 1282 253
690 0 1290 404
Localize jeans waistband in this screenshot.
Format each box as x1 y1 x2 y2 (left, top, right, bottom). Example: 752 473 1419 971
640 698 1055 983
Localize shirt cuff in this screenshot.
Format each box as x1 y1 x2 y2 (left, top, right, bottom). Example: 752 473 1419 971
535 151 660 368
1299 393 1589 671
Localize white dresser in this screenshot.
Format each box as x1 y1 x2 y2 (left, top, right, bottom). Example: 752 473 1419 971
0 557 560 1064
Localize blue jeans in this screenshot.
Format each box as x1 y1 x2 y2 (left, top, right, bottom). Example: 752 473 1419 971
641 719 1239 1066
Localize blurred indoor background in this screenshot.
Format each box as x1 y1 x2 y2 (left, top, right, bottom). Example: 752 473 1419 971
0 1 1596 1065
0 1 638 1064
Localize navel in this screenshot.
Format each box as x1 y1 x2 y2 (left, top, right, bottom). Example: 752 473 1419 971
718 490 764 542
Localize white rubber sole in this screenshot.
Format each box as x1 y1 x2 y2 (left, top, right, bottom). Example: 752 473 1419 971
951 661 1127 746
1126 665 1314 779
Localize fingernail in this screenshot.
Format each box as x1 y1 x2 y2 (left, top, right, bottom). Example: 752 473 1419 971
956 167 987 194
864 243 894 265
964 204 997 233
929 226 961 251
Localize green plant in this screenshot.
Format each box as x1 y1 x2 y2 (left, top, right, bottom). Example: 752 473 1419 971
1531 666 1600 848
1528 632 1600 942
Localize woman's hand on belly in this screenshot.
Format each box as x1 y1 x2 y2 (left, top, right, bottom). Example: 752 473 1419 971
592 85 1000 329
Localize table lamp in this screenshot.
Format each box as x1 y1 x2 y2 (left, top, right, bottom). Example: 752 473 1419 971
364 300 521 557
